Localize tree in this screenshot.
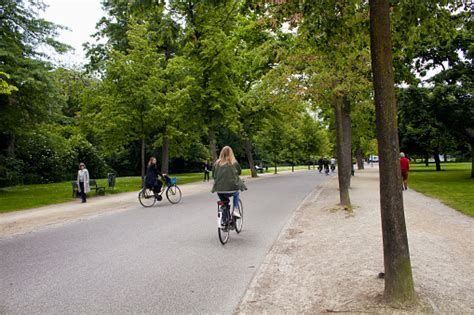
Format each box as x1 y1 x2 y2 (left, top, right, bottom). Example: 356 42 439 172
369 0 416 304
0 0 68 157
170 0 240 161
92 20 166 184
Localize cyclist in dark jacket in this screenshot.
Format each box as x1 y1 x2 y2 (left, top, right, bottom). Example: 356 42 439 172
145 157 162 194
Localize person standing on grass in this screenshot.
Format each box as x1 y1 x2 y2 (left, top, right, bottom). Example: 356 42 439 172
203 160 210 182
400 152 410 190
77 163 90 203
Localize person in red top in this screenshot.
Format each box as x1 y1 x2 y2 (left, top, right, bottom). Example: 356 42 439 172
400 152 410 190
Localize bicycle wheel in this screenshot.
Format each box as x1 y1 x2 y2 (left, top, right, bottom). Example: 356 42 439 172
138 188 156 207
235 200 243 234
166 185 182 204
218 225 230 245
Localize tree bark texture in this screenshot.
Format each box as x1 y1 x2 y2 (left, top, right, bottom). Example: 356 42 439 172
207 127 218 162
244 138 258 178
356 146 365 170
369 0 416 305
333 91 352 208
161 133 170 174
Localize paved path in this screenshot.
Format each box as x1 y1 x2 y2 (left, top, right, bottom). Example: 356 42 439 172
0 170 329 314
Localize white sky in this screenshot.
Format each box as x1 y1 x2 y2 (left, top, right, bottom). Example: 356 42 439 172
41 0 105 67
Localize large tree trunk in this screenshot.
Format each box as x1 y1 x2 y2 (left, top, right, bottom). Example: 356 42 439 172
369 0 416 305
433 147 441 171
244 138 257 178
161 133 170 174
333 91 352 208
207 127 218 162
356 146 365 170
141 137 145 187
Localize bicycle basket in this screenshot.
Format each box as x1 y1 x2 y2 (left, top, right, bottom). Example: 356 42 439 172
168 176 177 185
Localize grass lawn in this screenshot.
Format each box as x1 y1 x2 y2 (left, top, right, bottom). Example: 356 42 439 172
409 162 473 217
0 165 308 213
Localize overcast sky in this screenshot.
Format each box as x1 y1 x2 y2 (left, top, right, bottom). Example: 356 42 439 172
41 0 104 67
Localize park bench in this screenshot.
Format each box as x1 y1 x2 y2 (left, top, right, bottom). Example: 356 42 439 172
255 165 267 173
72 180 106 197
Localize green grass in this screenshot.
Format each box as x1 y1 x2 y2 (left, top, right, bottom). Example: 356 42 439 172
409 162 473 217
0 165 308 213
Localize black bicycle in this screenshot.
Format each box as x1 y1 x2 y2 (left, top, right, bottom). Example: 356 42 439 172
217 196 243 245
138 176 182 207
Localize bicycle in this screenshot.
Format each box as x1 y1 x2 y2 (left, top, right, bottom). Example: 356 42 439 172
138 175 182 207
216 195 243 245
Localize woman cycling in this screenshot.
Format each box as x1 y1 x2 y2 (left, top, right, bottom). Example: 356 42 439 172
145 157 163 197
212 146 246 218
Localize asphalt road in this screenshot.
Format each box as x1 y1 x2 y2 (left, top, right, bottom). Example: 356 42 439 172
0 170 329 314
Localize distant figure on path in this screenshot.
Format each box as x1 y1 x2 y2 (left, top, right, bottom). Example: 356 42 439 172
323 157 330 175
203 160 210 182
330 157 336 172
318 157 323 173
146 157 162 196
400 152 410 190
77 163 90 203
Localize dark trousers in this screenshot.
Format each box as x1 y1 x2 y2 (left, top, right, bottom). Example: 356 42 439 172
147 181 162 194
79 182 87 202
204 171 210 181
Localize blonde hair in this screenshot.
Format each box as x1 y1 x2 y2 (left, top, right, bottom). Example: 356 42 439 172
216 146 237 166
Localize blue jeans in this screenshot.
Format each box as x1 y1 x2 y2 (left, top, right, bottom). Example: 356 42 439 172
217 192 240 209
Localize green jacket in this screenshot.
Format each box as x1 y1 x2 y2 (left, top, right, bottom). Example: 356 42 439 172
211 162 246 193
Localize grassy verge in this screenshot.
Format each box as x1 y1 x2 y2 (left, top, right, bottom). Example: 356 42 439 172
409 162 473 217
0 165 308 213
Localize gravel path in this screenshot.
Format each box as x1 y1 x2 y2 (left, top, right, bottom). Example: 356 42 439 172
237 167 474 313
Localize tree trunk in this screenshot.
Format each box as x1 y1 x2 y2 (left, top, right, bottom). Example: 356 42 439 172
425 155 429 167
7 134 15 157
308 156 311 170
244 138 257 178
161 133 169 174
141 137 145 187
273 151 277 174
356 146 365 170
208 127 218 162
433 147 441 171
369 0 416 305
333 90 352 208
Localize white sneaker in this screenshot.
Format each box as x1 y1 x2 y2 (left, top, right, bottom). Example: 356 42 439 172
233 209 241 218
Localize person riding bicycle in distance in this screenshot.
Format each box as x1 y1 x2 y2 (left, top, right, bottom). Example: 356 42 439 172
145 157 163 198
212 146 247 218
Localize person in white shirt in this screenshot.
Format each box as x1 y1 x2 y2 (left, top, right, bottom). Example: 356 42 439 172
77 163 90 203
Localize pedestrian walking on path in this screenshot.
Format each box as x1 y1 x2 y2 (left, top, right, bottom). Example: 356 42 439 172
77 163 90 203
400 152 410 190
203 160 210 182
